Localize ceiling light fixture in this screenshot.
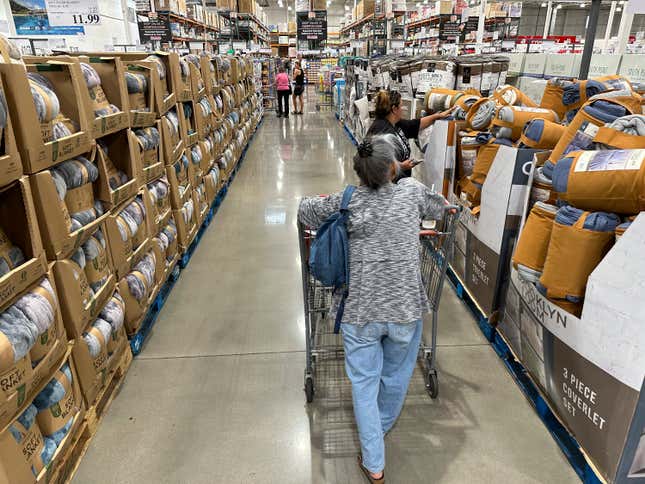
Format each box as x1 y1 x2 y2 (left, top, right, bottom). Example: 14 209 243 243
556 4 562 9
541 2 547 6
580 2 586 6
616 5 622 10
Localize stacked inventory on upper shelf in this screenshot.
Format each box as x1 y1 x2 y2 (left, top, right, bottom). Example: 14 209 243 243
259 57 276 109
0 34 263 482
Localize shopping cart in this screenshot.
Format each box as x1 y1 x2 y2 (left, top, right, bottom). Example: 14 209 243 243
298 208 461 403
315 71 334 111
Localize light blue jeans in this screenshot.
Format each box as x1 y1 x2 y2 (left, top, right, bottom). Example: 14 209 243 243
341 320 423 474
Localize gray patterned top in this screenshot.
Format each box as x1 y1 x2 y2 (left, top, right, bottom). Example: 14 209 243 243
298 177 447 325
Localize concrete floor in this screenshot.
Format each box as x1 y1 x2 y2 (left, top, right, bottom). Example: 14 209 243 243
74 100 579 483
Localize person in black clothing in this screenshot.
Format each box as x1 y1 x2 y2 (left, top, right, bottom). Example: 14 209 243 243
367 90 452 178
292 61 305 115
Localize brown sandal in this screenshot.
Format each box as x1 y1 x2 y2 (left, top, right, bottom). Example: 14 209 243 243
358 455 385 483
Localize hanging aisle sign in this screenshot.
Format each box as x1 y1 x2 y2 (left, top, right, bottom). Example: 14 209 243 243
297 10 327 41
137 12 172 42
45 0 101 26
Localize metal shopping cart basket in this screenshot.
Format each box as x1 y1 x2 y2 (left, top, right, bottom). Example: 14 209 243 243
298 208 461 403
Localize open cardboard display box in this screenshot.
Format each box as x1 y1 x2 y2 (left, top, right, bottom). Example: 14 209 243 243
0 347 85 484
145 180 172 235
201 55 220 95
133 121 164 185
152 215 179 284
204 169 220 206
498 201 645 483
194 184 209 225
160 106 185 166
71 291 129 408
123 61 157 128
26 55 131 139
0 178 48 310
96 130 141 208
198 139 214 175
117 241 165 335
0 74 23 189
0 61 92 174
52 226 116 339
172 192 198 252
195 95 216 139
0 266 68 432
174 57 192 103
30 154 110 261
189 62 206 100
166 153 193 210
179 100 199 148
103 190 155 280
415 119 541 320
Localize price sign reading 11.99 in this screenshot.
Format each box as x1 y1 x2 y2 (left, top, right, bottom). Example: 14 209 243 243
46 0 101 27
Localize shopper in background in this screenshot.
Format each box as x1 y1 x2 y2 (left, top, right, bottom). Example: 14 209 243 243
368 89 453 178
298 135 452 484
292 61 305 115
275 66 292 119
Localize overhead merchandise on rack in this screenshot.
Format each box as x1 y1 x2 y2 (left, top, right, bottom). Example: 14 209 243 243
0 32 263 481
269 31 296 58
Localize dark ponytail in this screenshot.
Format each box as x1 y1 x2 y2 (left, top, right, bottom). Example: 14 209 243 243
374 90 401 118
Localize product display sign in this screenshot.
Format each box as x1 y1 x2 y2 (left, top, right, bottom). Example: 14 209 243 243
439 14 461 41
11 0 85 35
45 0 100 26
137 13 172 42
297 11 327 41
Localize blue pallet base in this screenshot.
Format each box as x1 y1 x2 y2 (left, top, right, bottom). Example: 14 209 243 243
343 124 358 146
128 117 263 356
335 124 602 484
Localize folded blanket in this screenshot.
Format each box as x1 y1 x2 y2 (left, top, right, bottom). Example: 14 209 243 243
33 362 72 410
493 105 559 141
14 278 56 336
605 114 645 136
538 205 619 302
207 166 220 187
28 73 60 124
583 99 628 123
155 219 178 262
126 252 157 301
551 149 645 213
562 79 608 106
198 97 213 117
519 119 566 149
191 145 202 167
80 63 120 117
179 58 190 82
100 292 125 334
164 109 180 139
9 404 55 473
82 230 109 293
115 198 146 242
513 202 558 283
83 318 111 358
144 55 166 79
148 177 170 205
0 226 26 277
181 198 194 225
466 98 497 130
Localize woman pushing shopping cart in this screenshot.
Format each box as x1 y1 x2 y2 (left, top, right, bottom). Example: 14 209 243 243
297 134 460 484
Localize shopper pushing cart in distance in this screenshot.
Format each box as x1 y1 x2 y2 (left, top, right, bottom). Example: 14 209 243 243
298 135 456 484
368 90 453 178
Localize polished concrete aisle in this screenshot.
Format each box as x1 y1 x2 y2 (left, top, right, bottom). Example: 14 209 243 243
74 107 578 483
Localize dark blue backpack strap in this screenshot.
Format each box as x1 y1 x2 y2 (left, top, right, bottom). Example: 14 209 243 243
340 185 356 212
334 291 348 334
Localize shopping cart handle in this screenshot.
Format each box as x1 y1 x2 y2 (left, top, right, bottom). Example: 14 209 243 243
420 229 440 237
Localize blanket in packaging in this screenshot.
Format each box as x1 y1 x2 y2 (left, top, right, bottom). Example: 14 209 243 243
492 105 559 141
512 202 558 282
519 118 566 149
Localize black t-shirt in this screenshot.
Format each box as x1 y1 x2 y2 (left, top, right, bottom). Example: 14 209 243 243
366 117 421 177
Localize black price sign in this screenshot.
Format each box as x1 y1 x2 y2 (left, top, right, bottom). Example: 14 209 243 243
138 15 172 42
297 11 327 41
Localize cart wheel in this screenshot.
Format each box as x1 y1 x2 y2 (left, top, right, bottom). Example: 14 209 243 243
305 377 315 403
426 369 438 399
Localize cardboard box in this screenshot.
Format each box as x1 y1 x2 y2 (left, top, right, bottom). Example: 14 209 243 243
146 177 172 234
175 57 192 103
96 130 140 208
172 194 198 251
166 154 193 210
0 74 22 189
201 55 220 96
53 248 116 338
195 96 216 139
237 0 255 14
103 191 155 279
30 164 109 261
499 216 645 482
506 53 525 76
118 242 165 335
194 183 209 224
189 62 206 101
179 100 199 147
618 54 645 84
161 105 185 165
521 53 547 78
0 178 48 310
0 348 84 484
0 62 92 175
0 267 68 432
123 61 157 128
198 139 214 174
72 313 128 408
133 121 164 185
544 53 581 80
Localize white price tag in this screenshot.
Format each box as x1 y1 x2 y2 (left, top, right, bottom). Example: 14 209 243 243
46 0 101 26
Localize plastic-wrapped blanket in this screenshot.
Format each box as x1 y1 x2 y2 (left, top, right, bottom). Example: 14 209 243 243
538 206 619 305
546 91 642 166
593 115 645 149
562 79 609 109
492 105 558 141
125 72 148 111
79 63 120 117
181 198 194 226
551 149 645 214
51 157 103 232
28 73 75 142
0 277 57 371
459 132 493 179
154 219 178 263
164 109 180 141
135 127 160 151
82 230 109 293
9 404 55 475
0 226 25 277
512 202 558 282
519 118 566 149
144 54 168 96
466 98 498 130
148 177 169 208
126 252 157 302
33 362 75 444
461 137 514 204
115 198 146 244
83 318 111 359
492 85 538 107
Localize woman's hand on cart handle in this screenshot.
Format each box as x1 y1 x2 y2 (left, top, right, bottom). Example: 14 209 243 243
444 204 460 214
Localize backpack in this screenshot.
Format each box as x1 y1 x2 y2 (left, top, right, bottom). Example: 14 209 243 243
309 185 356 333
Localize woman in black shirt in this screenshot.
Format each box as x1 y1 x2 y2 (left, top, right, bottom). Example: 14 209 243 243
292 61 305 115
367 90 452 178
